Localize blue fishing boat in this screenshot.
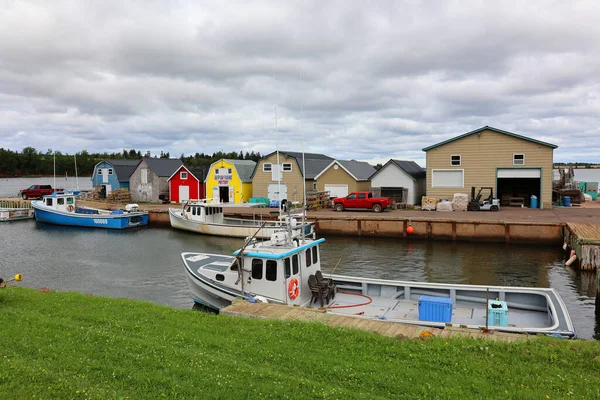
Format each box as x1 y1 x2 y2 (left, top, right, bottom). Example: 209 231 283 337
31 192 148 229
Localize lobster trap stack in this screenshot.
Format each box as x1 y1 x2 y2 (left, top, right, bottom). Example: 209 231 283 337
421 196 438 211
452 193 469 212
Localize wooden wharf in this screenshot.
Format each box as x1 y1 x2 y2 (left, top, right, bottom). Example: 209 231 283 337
0 200 31 209
221 300 529 342
565 223 600 270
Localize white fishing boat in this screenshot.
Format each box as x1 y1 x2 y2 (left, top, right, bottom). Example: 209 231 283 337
169 200 314 239
181 229 576 337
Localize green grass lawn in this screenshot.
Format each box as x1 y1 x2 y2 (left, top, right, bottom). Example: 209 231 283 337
0 287 598 399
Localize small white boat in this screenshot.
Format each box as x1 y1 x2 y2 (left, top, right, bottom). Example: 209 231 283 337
169 200 314 239
181 230 576 337
32 192 149 229
0 208 34 222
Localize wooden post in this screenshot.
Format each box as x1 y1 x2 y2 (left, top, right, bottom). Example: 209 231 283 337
596 270 600 318
357 220 361 237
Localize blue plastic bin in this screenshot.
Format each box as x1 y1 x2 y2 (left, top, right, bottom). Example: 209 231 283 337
530 195 538 209
269 200 280 208
487 300 508 326
418 296 453 323
563 196 571 207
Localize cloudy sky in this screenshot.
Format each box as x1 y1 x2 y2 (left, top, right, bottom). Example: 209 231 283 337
1 1 599 165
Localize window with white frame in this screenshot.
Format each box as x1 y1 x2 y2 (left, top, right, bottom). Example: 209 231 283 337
513 154 525 165
97 169 102 175
451 155 461 166
282 163 292 172
263 163 272 172
432 169 464 188
108 168 113 175
181 171 188 179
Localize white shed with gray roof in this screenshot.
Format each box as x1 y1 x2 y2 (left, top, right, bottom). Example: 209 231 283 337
369 159 426 205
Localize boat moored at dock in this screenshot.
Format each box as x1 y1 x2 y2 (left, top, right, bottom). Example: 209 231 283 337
169 200 313 239
181 229 576 338
0 207 34 222
32 192 149 229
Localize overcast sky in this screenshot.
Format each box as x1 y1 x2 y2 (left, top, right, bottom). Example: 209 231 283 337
1 1 599 165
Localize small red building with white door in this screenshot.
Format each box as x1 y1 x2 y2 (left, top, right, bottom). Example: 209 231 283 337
168 165 209 203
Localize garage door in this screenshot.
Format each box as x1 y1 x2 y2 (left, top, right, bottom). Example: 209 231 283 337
497 168 541 178
268 184 288 201
324 184 348 199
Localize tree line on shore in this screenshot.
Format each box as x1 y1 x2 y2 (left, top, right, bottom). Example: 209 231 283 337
0 147 263 177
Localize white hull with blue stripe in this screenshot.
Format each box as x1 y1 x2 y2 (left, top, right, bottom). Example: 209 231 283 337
32 192 148 230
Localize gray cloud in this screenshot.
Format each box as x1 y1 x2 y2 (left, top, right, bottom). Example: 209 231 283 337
1 0 599 165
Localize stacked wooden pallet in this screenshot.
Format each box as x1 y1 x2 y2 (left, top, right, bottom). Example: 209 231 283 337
305 191 330 210
421 196 438 211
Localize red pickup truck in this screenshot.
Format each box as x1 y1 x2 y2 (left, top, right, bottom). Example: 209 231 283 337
19 185 62 199
333 192 392 213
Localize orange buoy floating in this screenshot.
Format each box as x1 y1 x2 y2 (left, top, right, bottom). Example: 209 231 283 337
406 225 415 235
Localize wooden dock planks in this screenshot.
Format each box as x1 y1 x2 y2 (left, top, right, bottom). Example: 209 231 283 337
221 300 527 342
567 223 600 243
566 223 600 269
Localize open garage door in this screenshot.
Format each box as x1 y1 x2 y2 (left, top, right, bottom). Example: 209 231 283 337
497 168 541 208
324 184 348 199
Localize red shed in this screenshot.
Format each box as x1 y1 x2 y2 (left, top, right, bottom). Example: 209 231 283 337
168 165 209 203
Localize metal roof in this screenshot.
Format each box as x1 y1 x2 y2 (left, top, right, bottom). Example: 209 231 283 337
251 151 334 179
422 126 558 151
143 158 184 177
391 160 426 179
315 160 376 181
101 159 141 182
223 159 257 182
187 165 210 181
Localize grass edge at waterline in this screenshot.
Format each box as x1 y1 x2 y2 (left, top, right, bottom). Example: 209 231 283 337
0 287 598 399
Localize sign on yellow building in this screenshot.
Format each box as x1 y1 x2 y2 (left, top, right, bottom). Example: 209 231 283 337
205 159 256 203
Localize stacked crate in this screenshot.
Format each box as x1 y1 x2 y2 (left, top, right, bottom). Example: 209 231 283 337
305 191 331 210
107 188 131 203
452 193 469 211
421 196 438 211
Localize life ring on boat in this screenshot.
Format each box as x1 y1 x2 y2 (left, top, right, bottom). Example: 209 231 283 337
66 205 75 212
288 278 299 300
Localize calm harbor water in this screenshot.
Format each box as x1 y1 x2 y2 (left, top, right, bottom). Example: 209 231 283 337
0 177 93 197
1 220 598 339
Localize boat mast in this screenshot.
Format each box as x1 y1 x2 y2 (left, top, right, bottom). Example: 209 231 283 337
74 154 79 191
273 69 282 222
53 151 56 193
300 100 306 244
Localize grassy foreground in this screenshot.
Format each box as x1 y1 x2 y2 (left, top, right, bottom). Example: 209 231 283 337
0 288 599 399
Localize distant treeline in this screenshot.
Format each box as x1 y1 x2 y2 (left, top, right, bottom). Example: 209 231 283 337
0 147 263 177
554 162 600 169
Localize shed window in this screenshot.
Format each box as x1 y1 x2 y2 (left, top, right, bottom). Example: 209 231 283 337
265 260 277 281
282 163 292 172
513 154 525 165
228 168 232 174
432 169 464 188
108 168 113 175
306 249 312 267
284 258 291 278
181 171 188 179
451 155 461 166
312 247 318 263
263 163 272 172
97 169 102 175
292 254 299 275
251 259 263 280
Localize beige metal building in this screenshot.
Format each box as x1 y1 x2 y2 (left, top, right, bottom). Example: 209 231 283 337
251 151 333 204
314 160 376 199
423 126 557 209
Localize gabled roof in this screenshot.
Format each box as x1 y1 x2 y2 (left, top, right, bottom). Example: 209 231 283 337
224 159 257 182
95 159 141 182
385 159 426 180
167 164 210 182
250 151 334 179
142 158 183 177
314 160 376 181
422 126 558 151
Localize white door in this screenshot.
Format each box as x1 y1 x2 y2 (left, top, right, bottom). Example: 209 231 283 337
268 184 288 201
179 186 190 203
102 168 109 183
324 184 349 199
105 184 112 195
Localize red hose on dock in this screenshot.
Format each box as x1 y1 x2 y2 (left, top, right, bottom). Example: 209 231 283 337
327 289 372 309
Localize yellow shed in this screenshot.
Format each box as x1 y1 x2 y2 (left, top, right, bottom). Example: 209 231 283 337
205 159 256 203
423 126 557 209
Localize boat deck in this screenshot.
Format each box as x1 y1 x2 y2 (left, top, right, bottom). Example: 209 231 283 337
329 293 551 329
221 299 531 342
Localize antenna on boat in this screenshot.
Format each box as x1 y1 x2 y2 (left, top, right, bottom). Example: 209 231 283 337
300 91 307 244
53 151 56 193
273 69 282 221
74 154 79 191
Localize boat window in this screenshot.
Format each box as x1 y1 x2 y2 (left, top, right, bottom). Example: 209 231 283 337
230 261 239 271
292 254 299 275
67 197 74 205
312 246 318 263
265 260 277 281
306 249 312 267
46 198 53 206
252 259 263 280
57 198 65 205
284 258 291 278
191 207 196 216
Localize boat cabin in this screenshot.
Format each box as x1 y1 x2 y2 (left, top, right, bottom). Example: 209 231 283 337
183 203 226 224
42 193 78 213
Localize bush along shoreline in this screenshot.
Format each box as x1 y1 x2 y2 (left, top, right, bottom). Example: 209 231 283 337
0 287 599 399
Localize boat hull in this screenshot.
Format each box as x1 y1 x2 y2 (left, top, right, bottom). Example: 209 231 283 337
32 203 148 229
0 208 34 222
169 208 312 239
